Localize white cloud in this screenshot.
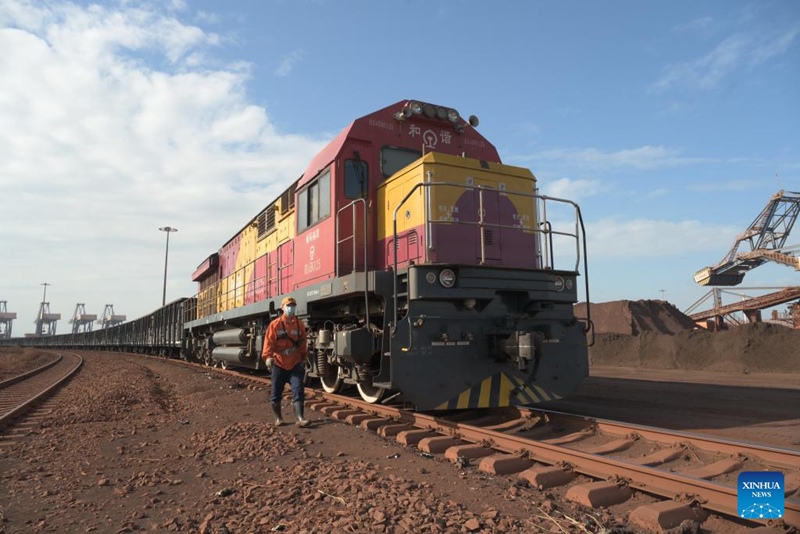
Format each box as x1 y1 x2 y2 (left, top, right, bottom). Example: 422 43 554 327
195 10 220 25
674 16 714 33
527 145 713 171
274 48 303 77
653 25 800 92
539 177 604 201
686 179 764 192
586 218 739 259
647 188 670 198
749 25 800 65
0 1 326 331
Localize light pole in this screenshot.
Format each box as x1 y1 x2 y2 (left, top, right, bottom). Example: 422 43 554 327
159 227 178 306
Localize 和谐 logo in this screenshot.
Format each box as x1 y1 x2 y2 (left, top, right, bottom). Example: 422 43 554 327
738 471 784 520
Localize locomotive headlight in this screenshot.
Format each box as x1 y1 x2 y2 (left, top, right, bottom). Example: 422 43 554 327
565 278 574 290
425 272 436 284
439 269 456 288
408 101 422 115
423 103 436 118
463 298 477 310
553 276 565 292
435 106 447 120
447 108 460 124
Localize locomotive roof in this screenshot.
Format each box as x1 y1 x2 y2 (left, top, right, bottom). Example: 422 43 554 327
296 99 500 190
205 100 500 259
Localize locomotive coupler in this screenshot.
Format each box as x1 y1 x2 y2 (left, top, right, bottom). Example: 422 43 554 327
495 331 537 371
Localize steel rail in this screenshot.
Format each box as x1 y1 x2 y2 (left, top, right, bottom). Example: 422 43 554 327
0 352 83 428
312 392 799 528
535 408 800 470
0 353 62 389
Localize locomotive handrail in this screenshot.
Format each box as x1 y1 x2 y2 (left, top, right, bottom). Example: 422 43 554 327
539 194 593 338
391 181 589 333
335 198 370 327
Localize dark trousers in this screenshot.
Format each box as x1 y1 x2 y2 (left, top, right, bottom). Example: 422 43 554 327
270 363 305 404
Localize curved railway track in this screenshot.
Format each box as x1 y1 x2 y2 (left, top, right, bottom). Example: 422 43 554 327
0 352 83 430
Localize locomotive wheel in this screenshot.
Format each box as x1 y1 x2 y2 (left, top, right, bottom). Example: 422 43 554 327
319 365 342 393
357 382 386 404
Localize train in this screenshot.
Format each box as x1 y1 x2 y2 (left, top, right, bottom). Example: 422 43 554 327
1 99 592 411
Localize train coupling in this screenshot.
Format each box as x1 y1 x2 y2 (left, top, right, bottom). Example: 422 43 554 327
498 331 538 371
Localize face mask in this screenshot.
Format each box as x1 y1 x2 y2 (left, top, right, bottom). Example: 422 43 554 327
283 305 296 317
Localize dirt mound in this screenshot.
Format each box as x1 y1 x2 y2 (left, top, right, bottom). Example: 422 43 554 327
588 322 800 374
575 300 800 374
575 299 697 335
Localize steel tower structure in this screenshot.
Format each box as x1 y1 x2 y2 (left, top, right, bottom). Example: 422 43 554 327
34 283 61 336
690 190 800 329
98 304 126 329
0 301 16 339
70 303 97 334
694 190 800 286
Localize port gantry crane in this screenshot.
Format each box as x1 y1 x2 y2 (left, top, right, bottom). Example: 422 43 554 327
70 303 98 334
34 283 61 336
98 304 126 329
688 190 800 328
0 301 16 339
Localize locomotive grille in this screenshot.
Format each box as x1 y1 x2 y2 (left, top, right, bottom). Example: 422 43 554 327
266 206 276 229
257 206 277 238
281 184 296 210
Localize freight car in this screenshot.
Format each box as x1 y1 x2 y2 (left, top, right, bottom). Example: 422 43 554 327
2 100 592 411
2 298 188 355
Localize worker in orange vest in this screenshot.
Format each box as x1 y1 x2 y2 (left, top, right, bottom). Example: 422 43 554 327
262 296 310 427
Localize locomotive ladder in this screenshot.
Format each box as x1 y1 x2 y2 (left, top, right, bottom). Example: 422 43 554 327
335 198 371 327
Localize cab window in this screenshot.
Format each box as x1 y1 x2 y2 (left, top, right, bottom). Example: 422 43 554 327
381 147 421 178
344 159 368 198
298 169 331 231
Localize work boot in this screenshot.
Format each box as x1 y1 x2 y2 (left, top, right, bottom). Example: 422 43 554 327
271 402 285 427
293 401 310 427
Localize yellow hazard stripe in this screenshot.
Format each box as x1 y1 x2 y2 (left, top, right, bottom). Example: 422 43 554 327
457 388 471 410
478 375 492 407
434 373 562 410
498 373 514 407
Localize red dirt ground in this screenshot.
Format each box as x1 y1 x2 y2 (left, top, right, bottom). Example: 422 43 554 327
1 300 798 533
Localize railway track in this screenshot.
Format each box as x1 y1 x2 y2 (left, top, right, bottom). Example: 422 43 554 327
0 352 83 432
178 357 800 531
302 393 800 532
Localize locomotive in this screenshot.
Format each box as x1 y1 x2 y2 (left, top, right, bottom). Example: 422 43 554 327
3 100 592 411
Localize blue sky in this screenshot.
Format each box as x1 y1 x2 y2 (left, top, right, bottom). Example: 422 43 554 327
1 0 798 333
